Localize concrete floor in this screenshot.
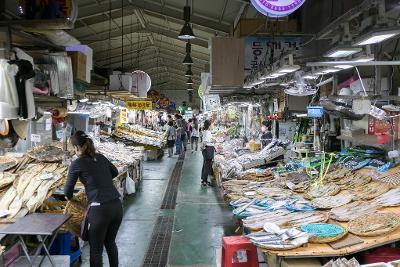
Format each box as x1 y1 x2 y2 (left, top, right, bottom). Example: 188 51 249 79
79 151 236 267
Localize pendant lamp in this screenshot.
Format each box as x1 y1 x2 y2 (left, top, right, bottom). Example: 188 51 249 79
185 66 193 77
178 6 195 39
186 77 194 84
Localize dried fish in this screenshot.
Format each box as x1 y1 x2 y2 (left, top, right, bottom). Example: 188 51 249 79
304 183 340 199
27 145 64 162
0 173 17 190
351 181 391 201
311 194 354 209
374 188 400 207
348 213 400 237
0 186 16 211
330 201 378 222
0 156 18 172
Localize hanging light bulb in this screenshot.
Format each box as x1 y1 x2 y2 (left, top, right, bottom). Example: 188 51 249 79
178 6 195 39
186 77 194 84
183 54 193 65
183 42 193 65
187 84 194 91
185 66 193 77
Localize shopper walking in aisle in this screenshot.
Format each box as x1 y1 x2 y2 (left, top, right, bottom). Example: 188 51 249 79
166 121 177 157
181 118 188 152
175 114 183 155
201 120 215 187
191 118 200 152
64 131 123 267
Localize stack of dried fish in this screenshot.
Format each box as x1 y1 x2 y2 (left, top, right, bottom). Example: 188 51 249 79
348 213 400 237
311 194 354 209
304 183 341 200
351 181 391 201
335 174 371 190
374 188 400 207
93 138 143 166
0 156 18 172
0 163 67 219
239 169 274 181
247 223 309 250
27 145 64 162
243 210 328 230
114 126 166 148
330 201 378 222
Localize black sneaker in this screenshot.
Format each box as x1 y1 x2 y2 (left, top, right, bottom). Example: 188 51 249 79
207 182 213 187
201 181 207 187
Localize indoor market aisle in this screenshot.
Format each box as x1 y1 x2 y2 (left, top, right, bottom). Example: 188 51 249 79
168 151 236 267
79 151 235 267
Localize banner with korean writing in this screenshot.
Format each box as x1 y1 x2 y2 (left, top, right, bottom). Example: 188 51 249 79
245 36 303 75
126 100 153 110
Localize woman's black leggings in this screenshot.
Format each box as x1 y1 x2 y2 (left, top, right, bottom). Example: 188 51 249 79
88 198 123 267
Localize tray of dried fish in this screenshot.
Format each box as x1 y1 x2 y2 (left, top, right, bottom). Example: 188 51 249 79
301 223 348 243
311 194 354 209
256 187 292 199
330 201 378 222
348 213 400 237
351 181 392 201
304 183 341 200
243 210 329 230
247 223 309 250
336 174 371 190
325 167 353 183
0 156 18 172
374 188 400 207
27 145 64 162
377 171 400 186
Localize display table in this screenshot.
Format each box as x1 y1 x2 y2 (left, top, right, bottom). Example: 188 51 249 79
261 206 400 259
0 213 71 267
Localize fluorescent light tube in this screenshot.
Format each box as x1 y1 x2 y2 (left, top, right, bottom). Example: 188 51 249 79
335 65 353 69
324 47 362 58
354 29 400 46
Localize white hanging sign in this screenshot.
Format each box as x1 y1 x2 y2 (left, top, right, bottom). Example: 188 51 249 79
31 134 41 143
251 0 306 17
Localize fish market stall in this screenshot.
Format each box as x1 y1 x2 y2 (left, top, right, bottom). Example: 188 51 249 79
113 125 166 161
214 144 400 263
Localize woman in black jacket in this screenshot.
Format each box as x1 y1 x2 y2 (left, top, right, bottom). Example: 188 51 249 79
64 131 123 267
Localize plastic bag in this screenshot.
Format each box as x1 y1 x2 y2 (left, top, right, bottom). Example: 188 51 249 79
125 173 136 195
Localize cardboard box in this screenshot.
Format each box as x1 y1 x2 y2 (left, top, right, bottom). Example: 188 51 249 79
68 51 87 82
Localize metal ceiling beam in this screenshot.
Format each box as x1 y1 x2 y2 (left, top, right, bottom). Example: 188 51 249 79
219 0 229 23
79 24 142 45
95 45 208 65
106 53 205 72
134 9 155 45
78 0 231 34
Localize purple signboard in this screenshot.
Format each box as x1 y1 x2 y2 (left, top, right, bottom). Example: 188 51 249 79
251 0 306 17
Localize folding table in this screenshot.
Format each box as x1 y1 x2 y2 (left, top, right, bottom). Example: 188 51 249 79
0 213 72 267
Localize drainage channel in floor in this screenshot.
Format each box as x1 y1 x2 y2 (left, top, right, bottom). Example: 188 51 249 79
142 154 185 267
142 215 174 267
160 154 185 210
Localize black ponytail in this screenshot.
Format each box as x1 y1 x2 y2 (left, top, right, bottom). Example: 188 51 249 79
70 131 96 159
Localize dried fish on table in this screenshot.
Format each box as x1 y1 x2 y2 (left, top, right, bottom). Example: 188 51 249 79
348 213 400 237
247 223 309 250
376 170 400 186
256 187 292 199
336 174 371 190
0 156 18 172
351 181 391 201
27 145 64 162
15 164 46 195
311 194 354 209
243 210 328 230
330 201 378 222
304 183 340 200
374 188 400 207
0 173 17 190
0 186 16 211
325 167 353 183
291 181 310 193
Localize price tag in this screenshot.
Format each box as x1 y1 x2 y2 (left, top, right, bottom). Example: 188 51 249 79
56 130 64 139
31 134 41 143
